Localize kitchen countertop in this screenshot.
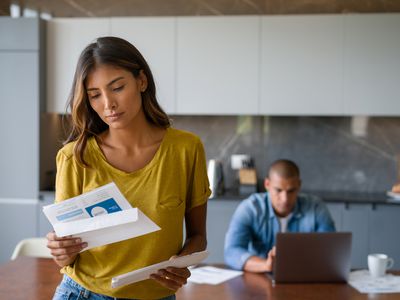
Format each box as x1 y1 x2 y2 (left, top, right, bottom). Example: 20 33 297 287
210 189 400 205
41 189 400 205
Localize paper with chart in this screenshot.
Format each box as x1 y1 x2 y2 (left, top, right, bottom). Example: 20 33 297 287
43 182 160 250
349 270 400 293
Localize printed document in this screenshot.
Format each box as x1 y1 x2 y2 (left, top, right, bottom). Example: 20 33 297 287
188 266 243 285
43 182 160 250
349 270 400 293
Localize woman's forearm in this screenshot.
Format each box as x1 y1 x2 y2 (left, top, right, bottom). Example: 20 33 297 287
179 234 207 256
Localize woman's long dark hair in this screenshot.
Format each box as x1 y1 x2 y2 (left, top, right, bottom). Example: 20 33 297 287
65 36 170 166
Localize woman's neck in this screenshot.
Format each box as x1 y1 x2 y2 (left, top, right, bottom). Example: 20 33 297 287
100 112 164 152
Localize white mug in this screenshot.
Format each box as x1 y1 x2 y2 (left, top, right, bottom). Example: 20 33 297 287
368 253 394 277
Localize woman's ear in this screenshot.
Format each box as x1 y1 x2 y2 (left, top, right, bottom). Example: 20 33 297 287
138 70 148 92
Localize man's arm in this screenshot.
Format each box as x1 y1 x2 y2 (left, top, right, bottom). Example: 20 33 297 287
244 247 276 273
315 200 336 232
224 199 271 272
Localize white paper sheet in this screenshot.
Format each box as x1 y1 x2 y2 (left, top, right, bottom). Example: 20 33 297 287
42 182 160 250
187 266 243 285
349 270 400 293
111 250 209 288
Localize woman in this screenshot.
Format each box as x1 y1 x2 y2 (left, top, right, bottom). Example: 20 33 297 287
47 36 210 300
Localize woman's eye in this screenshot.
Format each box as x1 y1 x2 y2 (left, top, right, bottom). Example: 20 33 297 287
89 94 100 99
113 85 124 92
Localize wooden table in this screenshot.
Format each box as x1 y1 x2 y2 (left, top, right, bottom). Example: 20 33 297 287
0 257 399 300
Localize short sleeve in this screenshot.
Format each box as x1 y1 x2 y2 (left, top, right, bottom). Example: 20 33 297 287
186 139 211 210
55 149 82 203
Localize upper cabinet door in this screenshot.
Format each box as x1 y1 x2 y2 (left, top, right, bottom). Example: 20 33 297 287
47 18 110 113
0 52 39 198
343 14 400 116
110 17 176 114
176 16 259 115
0 17 39 50
260 15 343 115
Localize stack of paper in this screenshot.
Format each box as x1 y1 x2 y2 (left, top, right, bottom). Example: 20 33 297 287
188 266 243 285
43 182 160 250
111 250 210 288
349 270 400 293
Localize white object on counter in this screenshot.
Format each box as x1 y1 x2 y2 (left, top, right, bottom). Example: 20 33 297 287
386 191 400 201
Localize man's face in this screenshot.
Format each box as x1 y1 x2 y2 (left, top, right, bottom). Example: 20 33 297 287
264 173 301 218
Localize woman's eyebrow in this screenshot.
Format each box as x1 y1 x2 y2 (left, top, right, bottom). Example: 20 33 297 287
87 76 125 91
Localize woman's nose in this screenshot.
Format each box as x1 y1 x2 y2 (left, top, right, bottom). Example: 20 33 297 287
104 94 117 110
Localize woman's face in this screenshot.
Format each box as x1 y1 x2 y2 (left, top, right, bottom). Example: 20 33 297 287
85 64 148 130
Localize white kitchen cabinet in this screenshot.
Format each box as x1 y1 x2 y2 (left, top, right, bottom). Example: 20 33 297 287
0 52 39 199
343 14 400 115
176 16 259 115
38 192 55 238
110 17 176 113
47 18 111 113
0 199 39 264
260 15 344 115
0 18 42 199
45 14 400 116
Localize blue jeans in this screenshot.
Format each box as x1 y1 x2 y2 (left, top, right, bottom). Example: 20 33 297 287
53 275 176 300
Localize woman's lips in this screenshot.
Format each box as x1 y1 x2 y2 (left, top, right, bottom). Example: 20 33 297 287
106 112 124 122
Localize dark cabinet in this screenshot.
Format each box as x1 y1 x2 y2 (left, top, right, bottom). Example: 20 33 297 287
327 202 400 269
369 205 400 269
341 204 371 269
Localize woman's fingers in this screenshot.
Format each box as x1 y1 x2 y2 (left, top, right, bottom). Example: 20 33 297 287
47 237 84 249
150 267 191 291
150 273 181 291
46 231 87 260
166 267 191 280
49 243 86 255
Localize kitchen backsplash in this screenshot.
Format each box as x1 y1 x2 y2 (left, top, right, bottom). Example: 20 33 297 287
170 116 400 193
41 114 400 193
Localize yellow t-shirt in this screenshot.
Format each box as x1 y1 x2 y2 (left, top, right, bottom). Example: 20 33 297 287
55 127 211 299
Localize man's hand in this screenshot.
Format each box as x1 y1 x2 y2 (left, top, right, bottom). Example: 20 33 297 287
264 246 276 272
244 246 276 273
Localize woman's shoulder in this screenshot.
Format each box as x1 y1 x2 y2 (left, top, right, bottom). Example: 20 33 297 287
57 141 76 160
168 127 202 146
56 137 96 161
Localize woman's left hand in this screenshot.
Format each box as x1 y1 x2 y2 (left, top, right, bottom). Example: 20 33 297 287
150 259 191 291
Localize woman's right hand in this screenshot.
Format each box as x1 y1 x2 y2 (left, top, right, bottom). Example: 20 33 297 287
46 231 87 267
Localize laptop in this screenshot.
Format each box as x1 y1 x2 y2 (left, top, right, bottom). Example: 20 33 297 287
271 232 352 283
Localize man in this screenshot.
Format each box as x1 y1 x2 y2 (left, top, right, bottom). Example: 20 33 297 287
224 159 335 272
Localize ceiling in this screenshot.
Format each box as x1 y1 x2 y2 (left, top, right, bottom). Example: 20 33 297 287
2 0 400 17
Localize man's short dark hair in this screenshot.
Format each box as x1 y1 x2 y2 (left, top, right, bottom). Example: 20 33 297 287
268 159 300 179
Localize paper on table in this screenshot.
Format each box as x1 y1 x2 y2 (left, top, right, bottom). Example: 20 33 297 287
188 266 243 285
43 182 160 250
349 270 400 293
111 250 209 288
